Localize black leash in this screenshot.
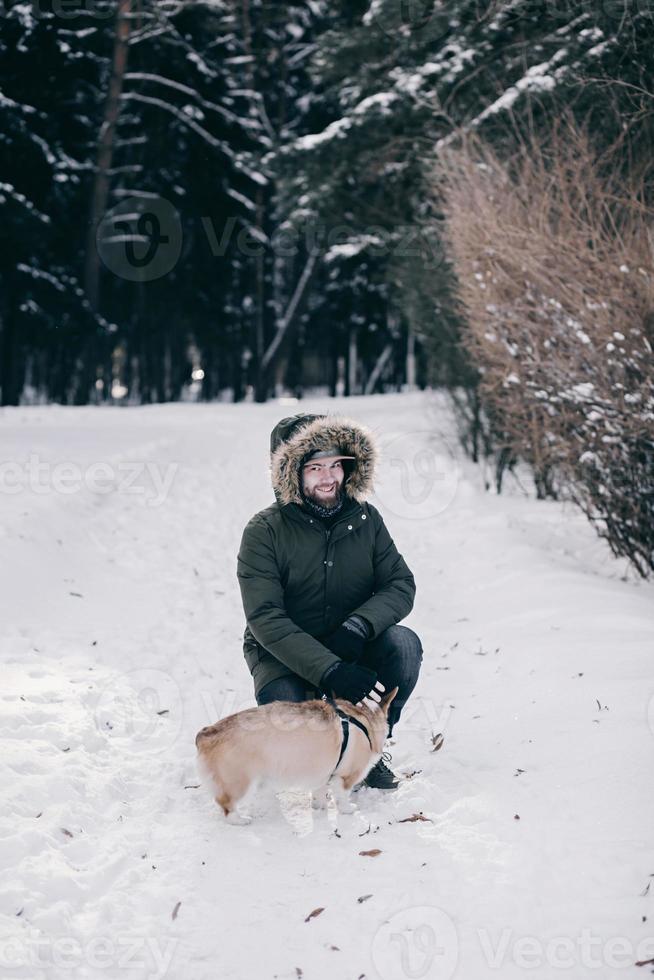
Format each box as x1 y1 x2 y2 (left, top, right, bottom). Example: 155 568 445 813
323 696 373 774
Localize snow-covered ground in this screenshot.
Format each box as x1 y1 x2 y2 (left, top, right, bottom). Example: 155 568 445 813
1 391 653 980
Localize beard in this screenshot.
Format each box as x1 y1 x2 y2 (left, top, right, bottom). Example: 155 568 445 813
300 481 345 517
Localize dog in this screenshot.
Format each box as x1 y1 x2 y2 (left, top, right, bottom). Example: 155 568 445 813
195 687 398 824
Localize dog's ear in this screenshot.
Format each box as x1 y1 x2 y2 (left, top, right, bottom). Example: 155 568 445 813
379 686 399 712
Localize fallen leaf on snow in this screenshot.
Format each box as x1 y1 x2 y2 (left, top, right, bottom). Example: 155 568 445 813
357 894 373 903
304 907 324 922
431 733 444 752
398 813 433 823
172 902 181 920
359 849 382 857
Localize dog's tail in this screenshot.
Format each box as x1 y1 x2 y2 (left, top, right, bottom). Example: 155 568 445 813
195 724 218 749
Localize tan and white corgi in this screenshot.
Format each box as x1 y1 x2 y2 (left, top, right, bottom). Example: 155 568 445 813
195 687 398 824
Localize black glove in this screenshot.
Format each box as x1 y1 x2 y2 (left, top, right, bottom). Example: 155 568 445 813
322 626 365 663
321 615 371 664
320 662 379 704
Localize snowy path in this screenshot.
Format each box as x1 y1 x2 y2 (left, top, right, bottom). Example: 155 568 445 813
1 392 653 980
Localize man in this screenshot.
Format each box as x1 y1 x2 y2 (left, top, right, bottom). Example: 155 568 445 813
236 413 422 789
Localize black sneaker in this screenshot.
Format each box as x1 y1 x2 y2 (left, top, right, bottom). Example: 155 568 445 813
363 751 400 790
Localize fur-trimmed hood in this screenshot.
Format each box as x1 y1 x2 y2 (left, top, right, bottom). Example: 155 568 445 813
269 413 378 506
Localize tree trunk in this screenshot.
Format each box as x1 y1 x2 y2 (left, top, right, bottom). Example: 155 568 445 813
364 341 393 395
0 275 20 406
347 325 358 396
406 323 416 390
84 0 132 311
255 248 320 402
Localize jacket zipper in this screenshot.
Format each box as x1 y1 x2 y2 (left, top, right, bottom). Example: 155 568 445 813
323 527 332 628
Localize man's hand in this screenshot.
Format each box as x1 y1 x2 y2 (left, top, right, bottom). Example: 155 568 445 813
321 625 365 663
320 662 385 706
321 615 371 663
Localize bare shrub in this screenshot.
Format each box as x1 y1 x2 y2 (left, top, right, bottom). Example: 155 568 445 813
434 118 654 576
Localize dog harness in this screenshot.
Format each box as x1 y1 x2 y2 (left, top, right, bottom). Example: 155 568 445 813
324 697 373 775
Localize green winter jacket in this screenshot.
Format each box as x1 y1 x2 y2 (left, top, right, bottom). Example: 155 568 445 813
237 413 416 697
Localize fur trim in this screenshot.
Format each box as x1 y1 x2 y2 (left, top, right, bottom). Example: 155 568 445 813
270 416 378 506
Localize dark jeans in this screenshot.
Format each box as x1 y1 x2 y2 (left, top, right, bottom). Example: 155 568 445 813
255 624 423 737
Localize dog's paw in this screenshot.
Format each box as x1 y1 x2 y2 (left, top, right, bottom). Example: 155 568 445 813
225 811 252 826
336 800 357 814
311 787 331 810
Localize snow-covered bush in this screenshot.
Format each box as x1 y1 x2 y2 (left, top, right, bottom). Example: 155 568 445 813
437 121 654 576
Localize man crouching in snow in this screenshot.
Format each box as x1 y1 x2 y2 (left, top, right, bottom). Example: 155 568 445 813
236 413 422 789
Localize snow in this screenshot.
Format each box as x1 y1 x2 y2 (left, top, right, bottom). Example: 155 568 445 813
569 382 595 400
473 56 562 122
437 48 570 151
295 117 352 151
324 235 385 263
225 186 257 214
0 89 37 114
1 392 653 980
441 44 477 85
362 0 383 26
294 93 398 152
0 185 50 224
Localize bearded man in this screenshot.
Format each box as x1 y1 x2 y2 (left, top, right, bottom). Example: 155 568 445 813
236 413 422 789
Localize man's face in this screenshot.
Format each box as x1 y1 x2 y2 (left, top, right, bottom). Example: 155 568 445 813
301 458 345 508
